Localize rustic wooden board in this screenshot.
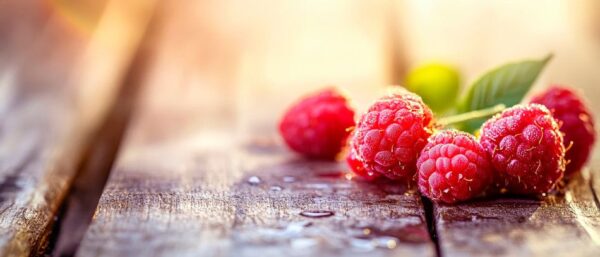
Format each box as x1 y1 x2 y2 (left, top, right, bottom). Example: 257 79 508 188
75 3 433 254
433 169 600 257
75 55 435 257
73 2 600 256
51 41 149 257
0 1 155 256
78 144 435 257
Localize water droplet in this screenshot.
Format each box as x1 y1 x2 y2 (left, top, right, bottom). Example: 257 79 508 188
285 221 312 234
386 240 398 249
349 238 376 252
304 183 331 190
269 185 283 192
375 236 399 249
299 210 335 218
247 176 261 185
283 176 296 183
344 173 354 181
291 237 319 249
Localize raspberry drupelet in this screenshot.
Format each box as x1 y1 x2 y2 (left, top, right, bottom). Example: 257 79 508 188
349 89 434 180
480 104 566 195
530 85 596 178
417 130 492 204
279 88 355 159
346 149 381 181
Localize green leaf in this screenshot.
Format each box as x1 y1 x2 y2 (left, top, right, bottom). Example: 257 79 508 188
456 54 552 132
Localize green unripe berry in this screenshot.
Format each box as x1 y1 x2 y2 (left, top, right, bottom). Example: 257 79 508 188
405 63 460 113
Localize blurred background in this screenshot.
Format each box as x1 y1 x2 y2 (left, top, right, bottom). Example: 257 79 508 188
1 0 600 135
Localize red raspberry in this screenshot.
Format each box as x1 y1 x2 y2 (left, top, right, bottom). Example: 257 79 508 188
417 130 492 204
279 88 355 159
480 104 566 195
530 85 596 178
350 90 434 180
346 149 381 181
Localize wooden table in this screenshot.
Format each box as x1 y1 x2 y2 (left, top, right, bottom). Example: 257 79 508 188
1 1 599 256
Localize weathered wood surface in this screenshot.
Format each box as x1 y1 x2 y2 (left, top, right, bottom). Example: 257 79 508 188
61 1 600 256
78 141 435 257
51 32 151 256
74 2 432 255
75 44 434 257
0 1 155 256
76 108 436 257
433 169 600 257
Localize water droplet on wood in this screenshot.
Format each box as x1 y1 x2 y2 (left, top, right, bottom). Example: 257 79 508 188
344 173 354 180
349 238 376 252
285 221 312 234
283 176 296 183
304 183 331 190
269 185 282 192
299 210 335 218
247 176 261 185
375 236 399 249
291 237 319 249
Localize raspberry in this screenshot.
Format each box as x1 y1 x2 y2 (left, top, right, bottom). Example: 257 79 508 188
349 90 434 180
417 130 492 204
480 104 566 195
530 85 596 177
279 88 355 159
346 149 381 181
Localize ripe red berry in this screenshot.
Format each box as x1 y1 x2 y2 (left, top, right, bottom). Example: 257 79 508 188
349 89 434 180
417 130 492 204
279 88 355 159
346 149 381 181
530 85 596 178
480 104 566 195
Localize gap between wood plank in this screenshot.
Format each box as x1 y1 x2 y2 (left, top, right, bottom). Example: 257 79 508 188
47 6 160 256
421 196 442 257
47 64 144 257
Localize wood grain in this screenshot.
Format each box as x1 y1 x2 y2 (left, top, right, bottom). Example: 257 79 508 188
75 2 600 256
75 2 432 255
0 1 155 256
78 145 435 257
75 47 434 257
433 170 600 257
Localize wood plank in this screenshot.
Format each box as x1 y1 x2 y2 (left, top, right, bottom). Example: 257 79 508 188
434 169 600 257
76 99 436 256
0 1 155 256
78 142 435 256
51 40 149 256
77 2 600 256
76 2 433 256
